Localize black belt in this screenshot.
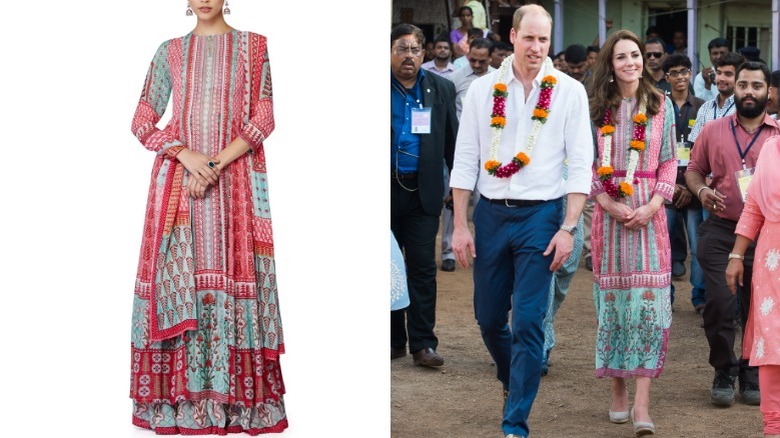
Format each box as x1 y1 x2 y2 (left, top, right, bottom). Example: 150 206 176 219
392 172 418 180
480 194 546 207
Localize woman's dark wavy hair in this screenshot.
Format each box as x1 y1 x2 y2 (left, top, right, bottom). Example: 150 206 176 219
588 30 663 126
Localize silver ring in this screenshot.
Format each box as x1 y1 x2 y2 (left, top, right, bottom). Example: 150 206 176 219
208 161 216 168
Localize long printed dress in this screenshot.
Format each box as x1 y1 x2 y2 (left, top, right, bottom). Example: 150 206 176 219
591 96 676 378
736 139 780 367
129 31 287 434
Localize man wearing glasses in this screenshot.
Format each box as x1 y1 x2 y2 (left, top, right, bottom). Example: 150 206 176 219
661 54 706 314
645 38 671 94
390 24 459 368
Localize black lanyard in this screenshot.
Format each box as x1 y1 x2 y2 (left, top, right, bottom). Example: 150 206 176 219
673 101 691 137
713 100 734 119
730 122 765 169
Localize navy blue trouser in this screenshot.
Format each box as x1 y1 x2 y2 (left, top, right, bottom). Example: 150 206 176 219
473 198 560 437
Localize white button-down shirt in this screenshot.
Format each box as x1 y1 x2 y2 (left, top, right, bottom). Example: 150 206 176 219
449 61 593 200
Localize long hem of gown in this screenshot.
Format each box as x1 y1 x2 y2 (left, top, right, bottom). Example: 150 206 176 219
133 416 288 435
132 400 288 435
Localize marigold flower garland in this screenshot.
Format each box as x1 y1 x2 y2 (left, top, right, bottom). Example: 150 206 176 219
597 100 648 198
484 55 557 178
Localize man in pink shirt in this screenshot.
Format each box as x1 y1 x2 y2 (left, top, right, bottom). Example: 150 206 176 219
686 61 780 408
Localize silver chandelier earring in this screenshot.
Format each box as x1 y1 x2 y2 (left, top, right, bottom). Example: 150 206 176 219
224 1 231 15
186 3 193 16
609 73 614 83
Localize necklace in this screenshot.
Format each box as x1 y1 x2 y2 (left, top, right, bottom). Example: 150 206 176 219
484 55 557 178
597 99 648 198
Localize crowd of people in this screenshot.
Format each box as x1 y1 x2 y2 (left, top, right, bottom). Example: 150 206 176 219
391 3 780 438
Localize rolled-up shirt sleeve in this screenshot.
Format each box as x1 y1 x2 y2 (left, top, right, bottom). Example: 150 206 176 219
563 84 594 195
449 82 482 192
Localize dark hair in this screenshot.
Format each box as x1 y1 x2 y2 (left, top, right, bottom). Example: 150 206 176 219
662 54 692 73
470 37 495 55
736 61 771 87
771 70 780 88
586 45 600 55
433 33 451 47
555 50 566 59
708 37 730 51
738 46 761 62
715 52 745 70
645 37 666 49
564 44 587 64
496 41 513 52
467 27 483 39
588 30 663 124
391 24 425 47
459 6 473 16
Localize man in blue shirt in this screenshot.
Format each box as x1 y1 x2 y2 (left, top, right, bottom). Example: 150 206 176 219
390 24 458 368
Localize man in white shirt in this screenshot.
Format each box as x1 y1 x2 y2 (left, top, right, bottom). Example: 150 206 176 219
421 35 457 80
449 5 592 438
693 38 730 102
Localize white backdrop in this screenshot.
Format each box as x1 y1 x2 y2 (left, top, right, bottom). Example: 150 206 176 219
1 1 390 437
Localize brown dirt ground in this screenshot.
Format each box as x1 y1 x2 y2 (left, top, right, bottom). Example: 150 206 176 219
391 217 763 438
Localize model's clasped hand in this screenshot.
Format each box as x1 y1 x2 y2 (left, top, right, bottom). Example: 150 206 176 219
177 149 222 198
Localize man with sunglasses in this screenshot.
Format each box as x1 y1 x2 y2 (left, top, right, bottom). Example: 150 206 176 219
451 38 495 118
645 38 671 94
390 24 459 368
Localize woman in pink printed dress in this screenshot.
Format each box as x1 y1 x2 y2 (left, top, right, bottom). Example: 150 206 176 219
128 0 287 434
588 30 676 436
727 138 780 437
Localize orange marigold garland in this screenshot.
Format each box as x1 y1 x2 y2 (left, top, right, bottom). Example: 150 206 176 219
484 55 557 178
598 100 648 199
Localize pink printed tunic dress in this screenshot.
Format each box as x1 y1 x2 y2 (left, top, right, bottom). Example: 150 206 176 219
129 31 286 434
591 96 677 378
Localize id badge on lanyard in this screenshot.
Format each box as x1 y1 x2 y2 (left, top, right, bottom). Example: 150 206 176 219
677 140 690 166
735 167 755 202
730 122 764 202
411 108 432 134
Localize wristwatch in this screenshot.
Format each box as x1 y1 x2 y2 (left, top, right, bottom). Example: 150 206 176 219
560 225 576 235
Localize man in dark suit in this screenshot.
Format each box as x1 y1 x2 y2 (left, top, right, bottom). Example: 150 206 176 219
390 24 458 368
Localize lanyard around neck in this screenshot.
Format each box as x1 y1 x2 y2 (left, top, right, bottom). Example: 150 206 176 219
713 99 734 120
673 101 691 135
730 121 765 169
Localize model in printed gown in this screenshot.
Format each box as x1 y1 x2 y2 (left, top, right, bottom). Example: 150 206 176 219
129 1 287 434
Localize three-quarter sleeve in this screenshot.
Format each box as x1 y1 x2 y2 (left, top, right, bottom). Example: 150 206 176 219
131 40 185 157
239 35 274 154
652 98 677 201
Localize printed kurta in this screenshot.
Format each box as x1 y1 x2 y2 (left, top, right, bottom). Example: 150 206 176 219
129 31 286 434
591 97 676 378
736 138 780 366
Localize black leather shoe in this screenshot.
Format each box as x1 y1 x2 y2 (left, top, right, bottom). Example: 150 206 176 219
672 261 686 278
412 347 444 367
391 347 406 360
441 259 455 272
